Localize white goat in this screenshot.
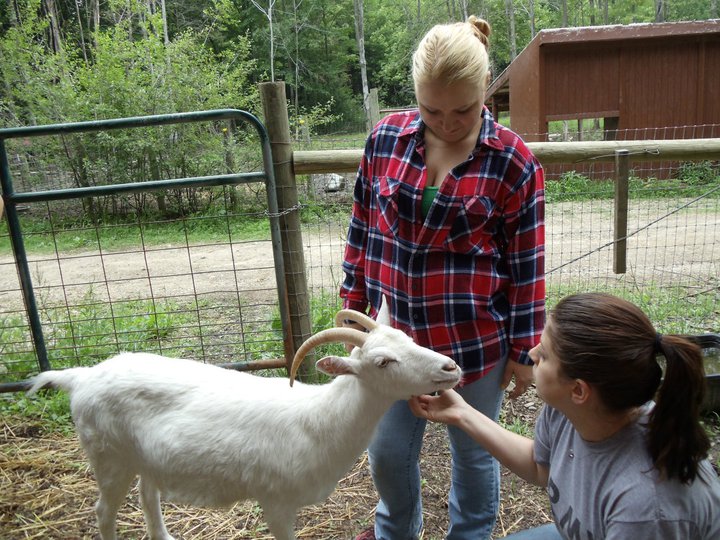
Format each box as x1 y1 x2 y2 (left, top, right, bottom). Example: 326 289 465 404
27 302 461 540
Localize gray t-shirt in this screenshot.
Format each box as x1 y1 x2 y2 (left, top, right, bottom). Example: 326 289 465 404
534 404 720 539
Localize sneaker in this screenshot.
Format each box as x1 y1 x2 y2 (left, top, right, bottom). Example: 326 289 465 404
354 525 376 540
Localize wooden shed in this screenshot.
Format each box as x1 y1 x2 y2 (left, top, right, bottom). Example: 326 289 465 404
486 20 720 143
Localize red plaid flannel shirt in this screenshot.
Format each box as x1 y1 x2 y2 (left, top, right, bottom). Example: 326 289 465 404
340 107 545 384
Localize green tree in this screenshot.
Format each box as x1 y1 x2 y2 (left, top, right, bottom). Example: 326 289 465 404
1 1 258 219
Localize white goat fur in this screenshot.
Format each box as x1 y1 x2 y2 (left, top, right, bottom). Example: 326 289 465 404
27 303 461 540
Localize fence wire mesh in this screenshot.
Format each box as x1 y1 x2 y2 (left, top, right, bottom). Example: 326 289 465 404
296 155 720 338
1 120 287 386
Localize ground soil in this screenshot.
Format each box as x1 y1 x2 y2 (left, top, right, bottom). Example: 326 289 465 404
1 199 718 312
2 390 719 540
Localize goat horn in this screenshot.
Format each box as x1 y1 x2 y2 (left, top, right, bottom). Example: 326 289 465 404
289 327 368 387
334 309 378 332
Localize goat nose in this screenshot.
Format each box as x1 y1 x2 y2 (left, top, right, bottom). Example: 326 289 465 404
443 360 458 372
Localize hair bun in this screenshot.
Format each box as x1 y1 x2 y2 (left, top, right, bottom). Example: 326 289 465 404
467 16 491 47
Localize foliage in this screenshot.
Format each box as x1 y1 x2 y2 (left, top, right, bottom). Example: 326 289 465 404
545 167 720 203
1 1 261 221
677 161 719 186
2 0 718 142
545 171 614 202
545 282 720 336
266 288 346 383
0 391 73 435
288 98 343 141
0 296 196 383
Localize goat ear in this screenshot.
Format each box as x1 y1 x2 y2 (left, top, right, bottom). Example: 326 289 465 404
376 295 391 326
316 356 357 377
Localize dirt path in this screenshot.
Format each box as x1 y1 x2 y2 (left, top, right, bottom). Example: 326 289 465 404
1 199 718 313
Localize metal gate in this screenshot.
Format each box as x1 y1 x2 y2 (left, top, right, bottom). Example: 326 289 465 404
0 110 291 392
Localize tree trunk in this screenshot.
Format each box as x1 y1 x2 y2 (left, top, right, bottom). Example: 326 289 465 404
353 0 372 132
505 0 517 59
655 0 665 22
93 0 100 49
7 0 19 26
44 0 63 53
74 0 89 64
527 0 536 37
160 0 169 45
251 0 276 81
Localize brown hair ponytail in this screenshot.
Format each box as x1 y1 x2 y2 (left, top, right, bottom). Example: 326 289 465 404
649 335 710 483
549 293 710 483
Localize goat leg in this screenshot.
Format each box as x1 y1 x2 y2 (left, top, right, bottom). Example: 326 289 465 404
139 477 176 540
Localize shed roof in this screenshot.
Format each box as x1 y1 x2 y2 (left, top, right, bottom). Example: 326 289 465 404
487 19 720 104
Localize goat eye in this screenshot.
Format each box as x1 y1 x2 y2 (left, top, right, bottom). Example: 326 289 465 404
375 357 393 368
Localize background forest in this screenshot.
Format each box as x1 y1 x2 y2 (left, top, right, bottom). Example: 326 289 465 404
1 0 718 136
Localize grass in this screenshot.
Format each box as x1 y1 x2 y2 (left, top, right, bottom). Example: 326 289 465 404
0 210 272 255
546 282 720 336
545 162 720 203
0 391 73 436
0 296 201 382
3 282 718 431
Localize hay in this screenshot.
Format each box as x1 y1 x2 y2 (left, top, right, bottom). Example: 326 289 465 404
1 392 551 539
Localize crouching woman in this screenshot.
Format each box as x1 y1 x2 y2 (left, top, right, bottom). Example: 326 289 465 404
410 292 720 539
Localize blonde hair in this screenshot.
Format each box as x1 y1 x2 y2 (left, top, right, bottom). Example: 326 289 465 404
412 16 491 90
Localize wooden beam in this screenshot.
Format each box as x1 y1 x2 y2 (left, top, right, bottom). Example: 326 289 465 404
293 138 720 174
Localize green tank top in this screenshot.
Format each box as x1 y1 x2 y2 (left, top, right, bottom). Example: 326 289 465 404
422 185 439 218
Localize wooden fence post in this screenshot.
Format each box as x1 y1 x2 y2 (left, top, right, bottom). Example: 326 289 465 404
613 149 629 274
369 88 380 127
258 81 313 378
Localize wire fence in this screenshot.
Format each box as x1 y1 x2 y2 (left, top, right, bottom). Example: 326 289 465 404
296 160 720 329
0 117 289 388
1 121 719 388
294 121 720 343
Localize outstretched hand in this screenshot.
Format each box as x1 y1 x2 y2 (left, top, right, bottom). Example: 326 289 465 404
408 389 468 426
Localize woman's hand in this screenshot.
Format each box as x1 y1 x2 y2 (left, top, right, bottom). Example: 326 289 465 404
412 385 548 487
408 389 469 425
502 361 534 399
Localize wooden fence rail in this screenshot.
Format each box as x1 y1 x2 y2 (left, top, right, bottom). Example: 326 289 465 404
292 138 720 174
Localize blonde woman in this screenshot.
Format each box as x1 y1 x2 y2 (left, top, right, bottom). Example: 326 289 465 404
341 16 545 540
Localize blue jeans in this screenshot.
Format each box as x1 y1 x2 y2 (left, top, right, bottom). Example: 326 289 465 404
503 523 563 539
367 360 507 540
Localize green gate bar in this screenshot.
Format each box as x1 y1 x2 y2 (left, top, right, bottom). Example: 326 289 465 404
0 110 292 391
